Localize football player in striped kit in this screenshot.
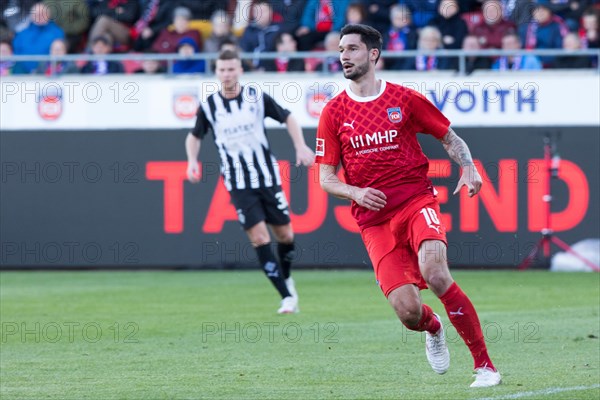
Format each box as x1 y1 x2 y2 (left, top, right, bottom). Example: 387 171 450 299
186 50 314 314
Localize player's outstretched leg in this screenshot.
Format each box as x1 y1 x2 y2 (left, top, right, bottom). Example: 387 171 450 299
419 240 500 387
439 282 501 387
388 285 449 374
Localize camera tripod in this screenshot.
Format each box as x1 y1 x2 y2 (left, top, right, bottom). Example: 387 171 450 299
519 133 599 271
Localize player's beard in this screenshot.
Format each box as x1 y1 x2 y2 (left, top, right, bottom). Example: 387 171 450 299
343 59 369 81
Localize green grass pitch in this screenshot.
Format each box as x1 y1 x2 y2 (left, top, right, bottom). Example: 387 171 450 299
1 270 599 399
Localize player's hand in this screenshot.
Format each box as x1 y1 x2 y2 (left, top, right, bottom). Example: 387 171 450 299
187 161 201 183
453 164 482 197
295 144 315 167
353 187 387 211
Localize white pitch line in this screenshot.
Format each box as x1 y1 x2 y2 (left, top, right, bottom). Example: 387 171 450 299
472 384 600 400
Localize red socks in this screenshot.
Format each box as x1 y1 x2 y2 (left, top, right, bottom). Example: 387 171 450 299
408 304 441 335
440 282 496 371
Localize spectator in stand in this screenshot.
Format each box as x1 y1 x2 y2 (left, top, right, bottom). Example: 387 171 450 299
0 40 13 75
232 0 251 35
543 0 593 31
519 0 567 66
241 1 315 37
12 2 64 73
263 31 305 72
295 0 350 51
399 0 438 28
553 31 593 67
239 0 280 70
173 36 205 74
35 38 78 75
151 6 201 54
204 10 237 54
218 38 253 72
407 25 455 70
501 0 536 26
492 32 543 69
2 0 38 33
205 11 237 72
271 0 306 34
44 0 89 53
428 0 469 51
80 34 124 74
0 40 28 75
472 0 516 48
383 4 418 70
314 31 343 72
134 57 166 73
462 34 492 73
0 18 12 43
88 0 139 50
130 1 216 52
130 0 162 52
364 1 398 34
579 7 600 48
176 0 227 20
346 2 367 25
458 0 485 13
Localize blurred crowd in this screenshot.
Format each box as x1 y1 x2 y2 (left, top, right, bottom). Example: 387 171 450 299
1 0 599 76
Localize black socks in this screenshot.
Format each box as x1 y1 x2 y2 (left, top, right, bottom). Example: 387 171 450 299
277 242 296 279
255 244 290 298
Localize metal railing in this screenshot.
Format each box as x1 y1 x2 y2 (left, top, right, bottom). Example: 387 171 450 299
2 48 599 76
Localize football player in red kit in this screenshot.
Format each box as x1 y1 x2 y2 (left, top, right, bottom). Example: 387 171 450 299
316 23 501 388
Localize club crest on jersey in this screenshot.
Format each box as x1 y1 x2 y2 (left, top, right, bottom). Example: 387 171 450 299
387 107 402 123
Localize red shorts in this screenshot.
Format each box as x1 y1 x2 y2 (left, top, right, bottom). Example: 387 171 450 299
361 193 447 297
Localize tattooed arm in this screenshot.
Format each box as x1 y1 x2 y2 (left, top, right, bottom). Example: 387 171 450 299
440 127 483 197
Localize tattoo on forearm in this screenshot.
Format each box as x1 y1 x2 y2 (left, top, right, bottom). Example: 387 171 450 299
442 128 474 167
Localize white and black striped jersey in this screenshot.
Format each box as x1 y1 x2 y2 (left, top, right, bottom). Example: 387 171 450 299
191 85 291 191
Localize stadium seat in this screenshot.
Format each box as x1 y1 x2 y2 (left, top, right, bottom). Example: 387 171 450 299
189 20 213 39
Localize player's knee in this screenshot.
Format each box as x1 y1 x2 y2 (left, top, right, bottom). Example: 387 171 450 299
398 307 421 328
389 297 421 328
423 269 453 294
276 231 294 244
250 233 271 247
272 225 294 243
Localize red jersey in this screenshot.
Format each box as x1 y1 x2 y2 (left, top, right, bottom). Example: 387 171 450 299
315 80 450 229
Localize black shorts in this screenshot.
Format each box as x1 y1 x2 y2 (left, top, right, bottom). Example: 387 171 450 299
229 186 291 230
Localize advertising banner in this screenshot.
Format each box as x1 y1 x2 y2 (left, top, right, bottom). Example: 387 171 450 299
1 73 599 130
1 128 598 268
